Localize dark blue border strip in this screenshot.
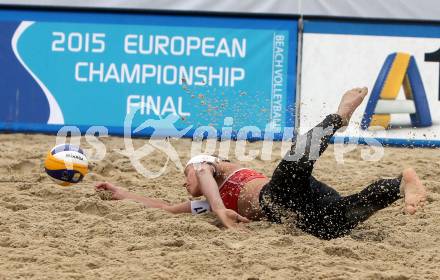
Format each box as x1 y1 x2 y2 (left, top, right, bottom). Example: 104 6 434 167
0 122 290 141
332 136 440 148
0 8 294 30
304 19 440 38
2 122 440 147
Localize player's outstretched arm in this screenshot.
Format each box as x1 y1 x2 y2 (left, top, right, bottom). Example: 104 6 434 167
95 182 191 214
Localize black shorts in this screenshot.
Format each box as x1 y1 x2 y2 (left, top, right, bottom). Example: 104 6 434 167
259 114 402 240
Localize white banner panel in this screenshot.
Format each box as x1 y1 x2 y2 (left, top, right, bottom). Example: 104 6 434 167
300 20 440 146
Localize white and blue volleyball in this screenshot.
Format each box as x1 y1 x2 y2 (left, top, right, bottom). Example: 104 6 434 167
44 144 88 186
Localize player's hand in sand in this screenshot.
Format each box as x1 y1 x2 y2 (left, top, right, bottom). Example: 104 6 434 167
401 168 427 214
95 182 128 200
337 87 368 126
215 208 250 230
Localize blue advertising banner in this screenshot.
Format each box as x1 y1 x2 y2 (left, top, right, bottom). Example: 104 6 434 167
0 9 297 139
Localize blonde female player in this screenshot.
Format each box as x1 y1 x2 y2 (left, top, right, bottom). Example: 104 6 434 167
96 87 427 239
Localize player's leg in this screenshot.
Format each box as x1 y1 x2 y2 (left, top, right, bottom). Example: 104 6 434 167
297 168 427 239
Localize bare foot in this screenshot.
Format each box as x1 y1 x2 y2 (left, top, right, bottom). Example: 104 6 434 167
336 87 368 125
95 182 129 200
401 168 427 214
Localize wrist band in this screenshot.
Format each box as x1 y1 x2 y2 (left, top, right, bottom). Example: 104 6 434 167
190 200 211 215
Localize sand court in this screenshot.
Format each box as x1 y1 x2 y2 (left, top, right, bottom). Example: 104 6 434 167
0 133 439 279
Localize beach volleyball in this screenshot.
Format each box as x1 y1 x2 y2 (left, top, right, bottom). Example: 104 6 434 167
1 1 440 279
44 144 88 186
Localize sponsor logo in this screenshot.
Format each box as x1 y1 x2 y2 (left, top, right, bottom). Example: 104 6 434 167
65 153 85 161
361 52 432 130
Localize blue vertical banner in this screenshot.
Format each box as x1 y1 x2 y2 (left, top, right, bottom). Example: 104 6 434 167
0 9 297 139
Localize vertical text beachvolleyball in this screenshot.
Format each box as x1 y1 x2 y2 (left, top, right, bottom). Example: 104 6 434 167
271 34 287 130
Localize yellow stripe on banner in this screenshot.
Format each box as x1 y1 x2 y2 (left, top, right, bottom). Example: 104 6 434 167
370 114 391 129
402 74 414 100
380 53 411 100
